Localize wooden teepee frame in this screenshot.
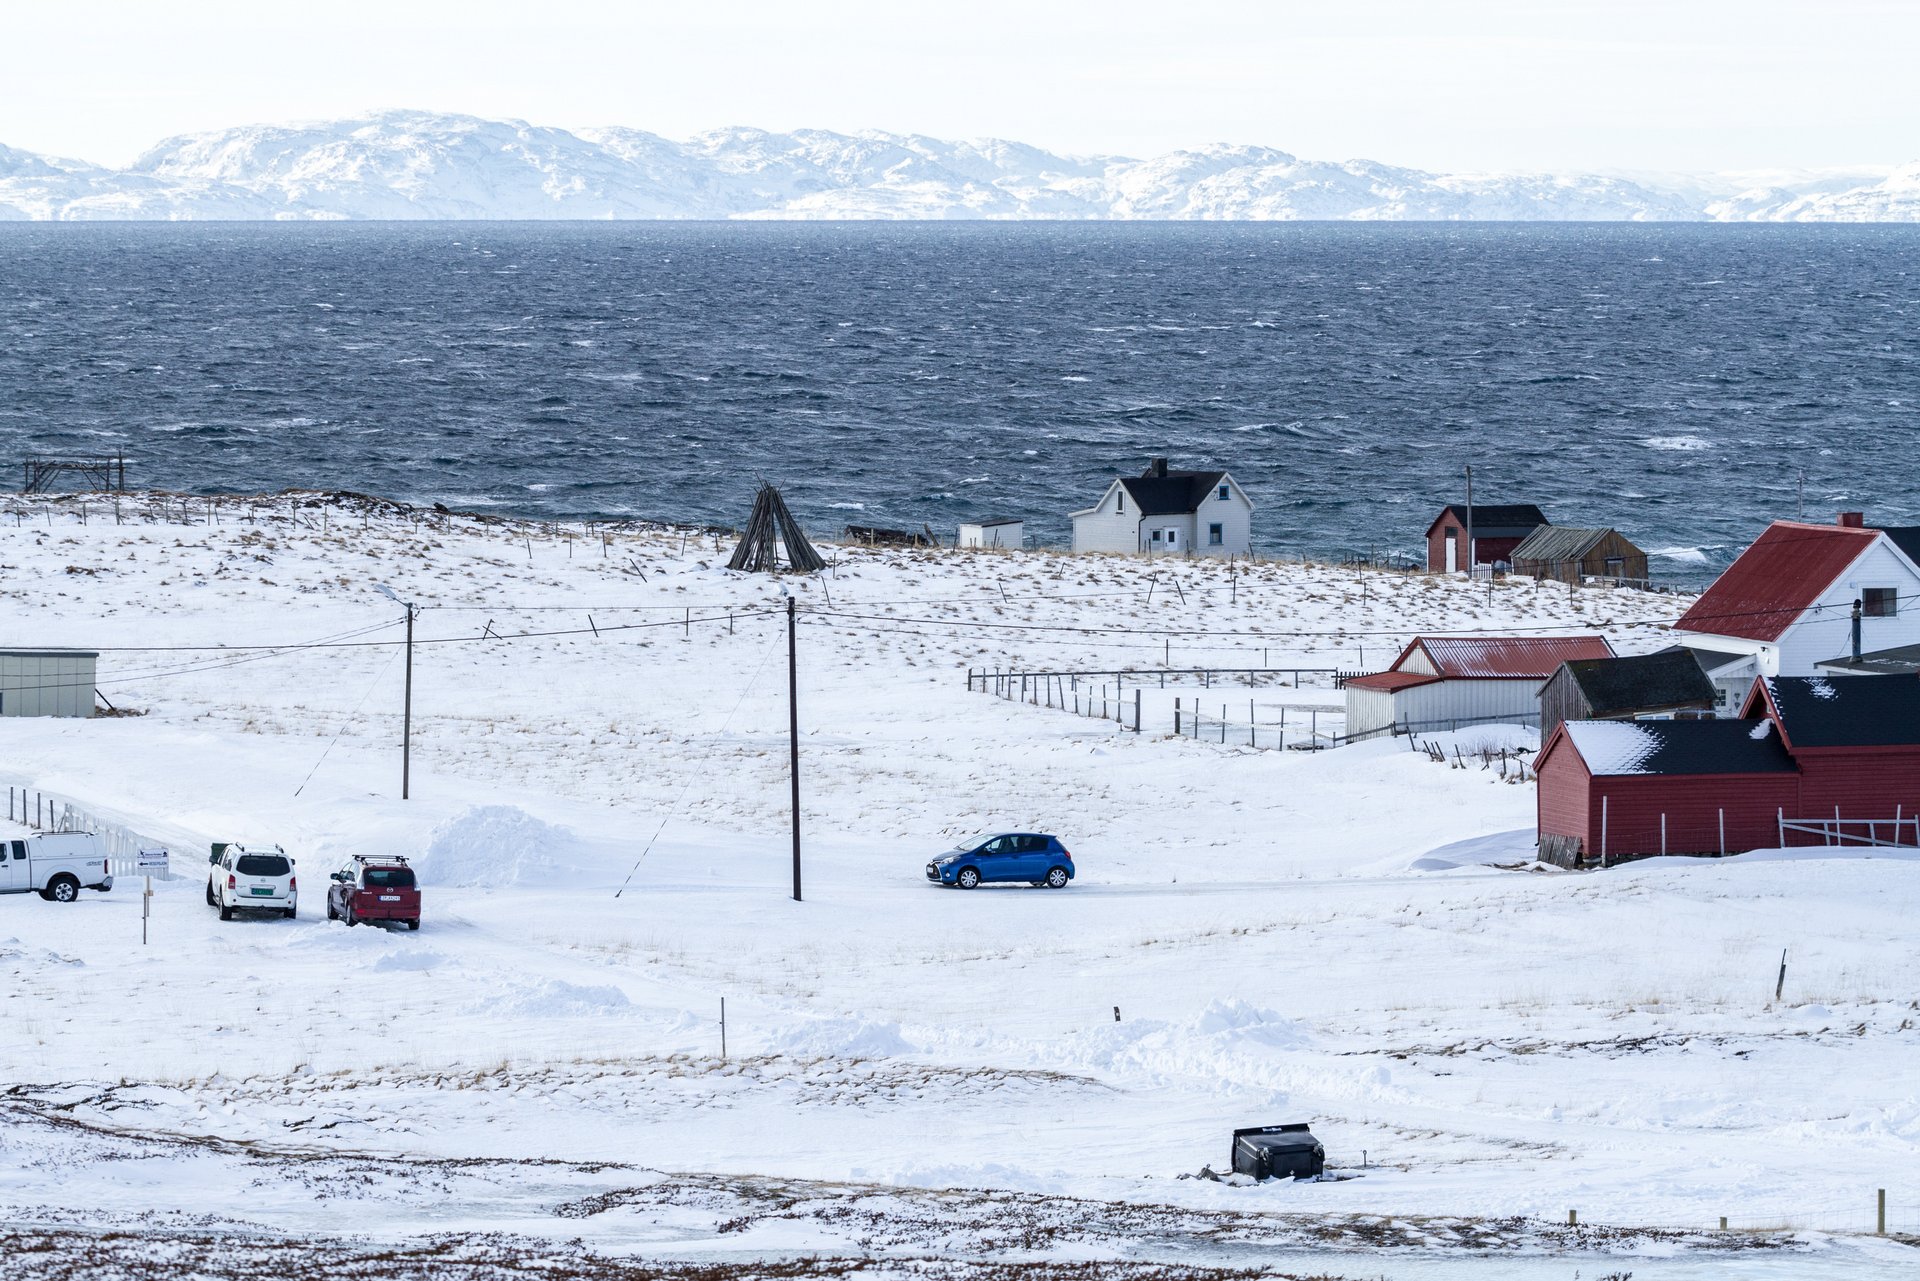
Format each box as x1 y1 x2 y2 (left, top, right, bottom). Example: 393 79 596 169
728 483 826 574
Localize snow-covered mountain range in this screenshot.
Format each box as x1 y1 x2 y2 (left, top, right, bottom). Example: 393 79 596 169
2 111 1915 222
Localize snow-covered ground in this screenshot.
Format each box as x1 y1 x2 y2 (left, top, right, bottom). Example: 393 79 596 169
2 492 1918 1279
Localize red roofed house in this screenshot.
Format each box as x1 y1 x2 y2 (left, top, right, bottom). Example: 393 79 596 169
1342 634 1614 740
1535 674 1920 866
1672 512 1920 713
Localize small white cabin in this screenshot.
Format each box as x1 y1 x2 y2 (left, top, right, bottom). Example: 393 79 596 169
958 518 1024 549
1069 457 1251 558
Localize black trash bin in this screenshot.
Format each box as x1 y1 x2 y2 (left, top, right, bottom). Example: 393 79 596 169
1231 1124 1325 1180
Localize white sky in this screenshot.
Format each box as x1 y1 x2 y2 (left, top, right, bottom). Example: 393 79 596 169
8 0 1916 173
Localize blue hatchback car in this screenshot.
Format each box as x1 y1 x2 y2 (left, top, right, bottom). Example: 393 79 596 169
926 833 1074 889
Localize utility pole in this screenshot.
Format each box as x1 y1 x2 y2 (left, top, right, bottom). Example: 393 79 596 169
1463 463 1475 578
788 594 803 903
375 583 416 800
402 602 415 800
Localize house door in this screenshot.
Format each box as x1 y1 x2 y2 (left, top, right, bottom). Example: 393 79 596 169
1444 530 1458 573
1163 527 1181 550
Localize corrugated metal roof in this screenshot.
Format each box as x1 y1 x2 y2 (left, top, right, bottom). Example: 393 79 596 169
1674 521 1877 642
1343 670 1441 693
1510 525 1611 564
1412 634 1613 678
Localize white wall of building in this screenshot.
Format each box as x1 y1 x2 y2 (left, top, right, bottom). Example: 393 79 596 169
958 521 1024 549
1070 481 1142 554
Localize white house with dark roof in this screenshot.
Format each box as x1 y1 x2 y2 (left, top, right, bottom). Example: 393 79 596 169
1069 458 1251 557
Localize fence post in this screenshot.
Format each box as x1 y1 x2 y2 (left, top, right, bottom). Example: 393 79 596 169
1778 807 1784 848
1660 813 1667 856
1878 1188 1887 1235
1134 689 1141 734
1174 698 1182 736
1719 808 1725 856
1600 795 1609 867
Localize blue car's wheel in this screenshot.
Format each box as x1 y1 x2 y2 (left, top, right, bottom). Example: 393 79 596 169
1044 867 1069 889
956 867 981 889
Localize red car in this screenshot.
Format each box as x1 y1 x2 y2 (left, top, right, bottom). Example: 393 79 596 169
327 855 421 930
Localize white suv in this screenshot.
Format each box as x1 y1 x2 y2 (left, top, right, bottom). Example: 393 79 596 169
206 843 297 920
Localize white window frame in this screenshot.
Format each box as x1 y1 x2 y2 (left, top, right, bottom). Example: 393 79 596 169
1208 523 1224 545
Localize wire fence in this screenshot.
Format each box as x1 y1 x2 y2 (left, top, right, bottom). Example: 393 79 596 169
1561 1187 1911 1237
1181 701 1341 750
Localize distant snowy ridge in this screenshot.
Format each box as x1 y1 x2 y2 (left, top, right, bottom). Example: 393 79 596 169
1 111 1914 222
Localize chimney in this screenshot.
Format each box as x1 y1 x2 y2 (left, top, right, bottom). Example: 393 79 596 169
1853 598 1863 662
1151 457 1169 478
1839 511 1865 528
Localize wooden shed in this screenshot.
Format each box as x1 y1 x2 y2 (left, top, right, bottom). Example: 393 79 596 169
1538 649 1717 740
1424 504 1546 574
1510 525 1649 587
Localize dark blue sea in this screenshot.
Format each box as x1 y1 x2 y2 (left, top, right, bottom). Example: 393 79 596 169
2 221 1916 583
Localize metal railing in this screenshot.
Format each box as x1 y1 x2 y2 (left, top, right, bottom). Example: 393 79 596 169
5 781 179 879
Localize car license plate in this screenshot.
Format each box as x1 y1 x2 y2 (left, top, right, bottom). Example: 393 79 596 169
251 888 274 896
379 895 400 901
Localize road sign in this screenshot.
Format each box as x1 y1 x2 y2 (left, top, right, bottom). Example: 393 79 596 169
136 848 169 873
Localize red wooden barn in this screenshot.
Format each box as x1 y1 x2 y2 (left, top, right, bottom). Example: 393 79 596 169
1534 674 1920 867
1424 504 1547 574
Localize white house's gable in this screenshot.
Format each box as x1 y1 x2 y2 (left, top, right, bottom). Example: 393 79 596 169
1676 532 1920 677
1777 536 1920 673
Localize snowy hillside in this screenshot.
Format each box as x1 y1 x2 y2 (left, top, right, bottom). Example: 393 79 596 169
4 109 1914 221
3 490 1918 1277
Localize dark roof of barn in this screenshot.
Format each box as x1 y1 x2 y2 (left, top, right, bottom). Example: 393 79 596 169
1758 675 1920 748
1674 520 1877 642
1119 469 1228 515
1557 650 1717 716
1426 504 1548 538
1511 525 1614 564
1561 717 1796 776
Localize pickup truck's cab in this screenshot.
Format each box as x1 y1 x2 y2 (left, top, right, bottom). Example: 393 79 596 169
206 842 297 920
0 833 114 902
327 856 420 930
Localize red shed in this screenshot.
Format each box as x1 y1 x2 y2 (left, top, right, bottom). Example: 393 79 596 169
1425 504 1547 573
1534 717 1799 866
1536 673 1920 866
1743 675 1920 828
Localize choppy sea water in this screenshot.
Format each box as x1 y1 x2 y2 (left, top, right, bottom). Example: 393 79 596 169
1 221 1915 583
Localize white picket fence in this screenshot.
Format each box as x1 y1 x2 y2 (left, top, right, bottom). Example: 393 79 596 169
4 781 180 880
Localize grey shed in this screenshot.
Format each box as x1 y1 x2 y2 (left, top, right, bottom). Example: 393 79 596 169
0 650 98 718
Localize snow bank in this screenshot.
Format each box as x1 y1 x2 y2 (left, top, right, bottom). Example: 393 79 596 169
769 1017 915 1059
418 805 594 888
1407 828 1540 873
486 979 634 1018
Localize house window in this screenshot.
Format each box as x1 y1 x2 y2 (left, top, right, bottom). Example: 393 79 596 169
1116 491 1124 513
1864 587 1898 617
1208 523 1224 545
1217 484 1229 500
1150 529 1163 544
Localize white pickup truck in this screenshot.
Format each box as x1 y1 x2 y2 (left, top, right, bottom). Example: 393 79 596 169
1 832 115 902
